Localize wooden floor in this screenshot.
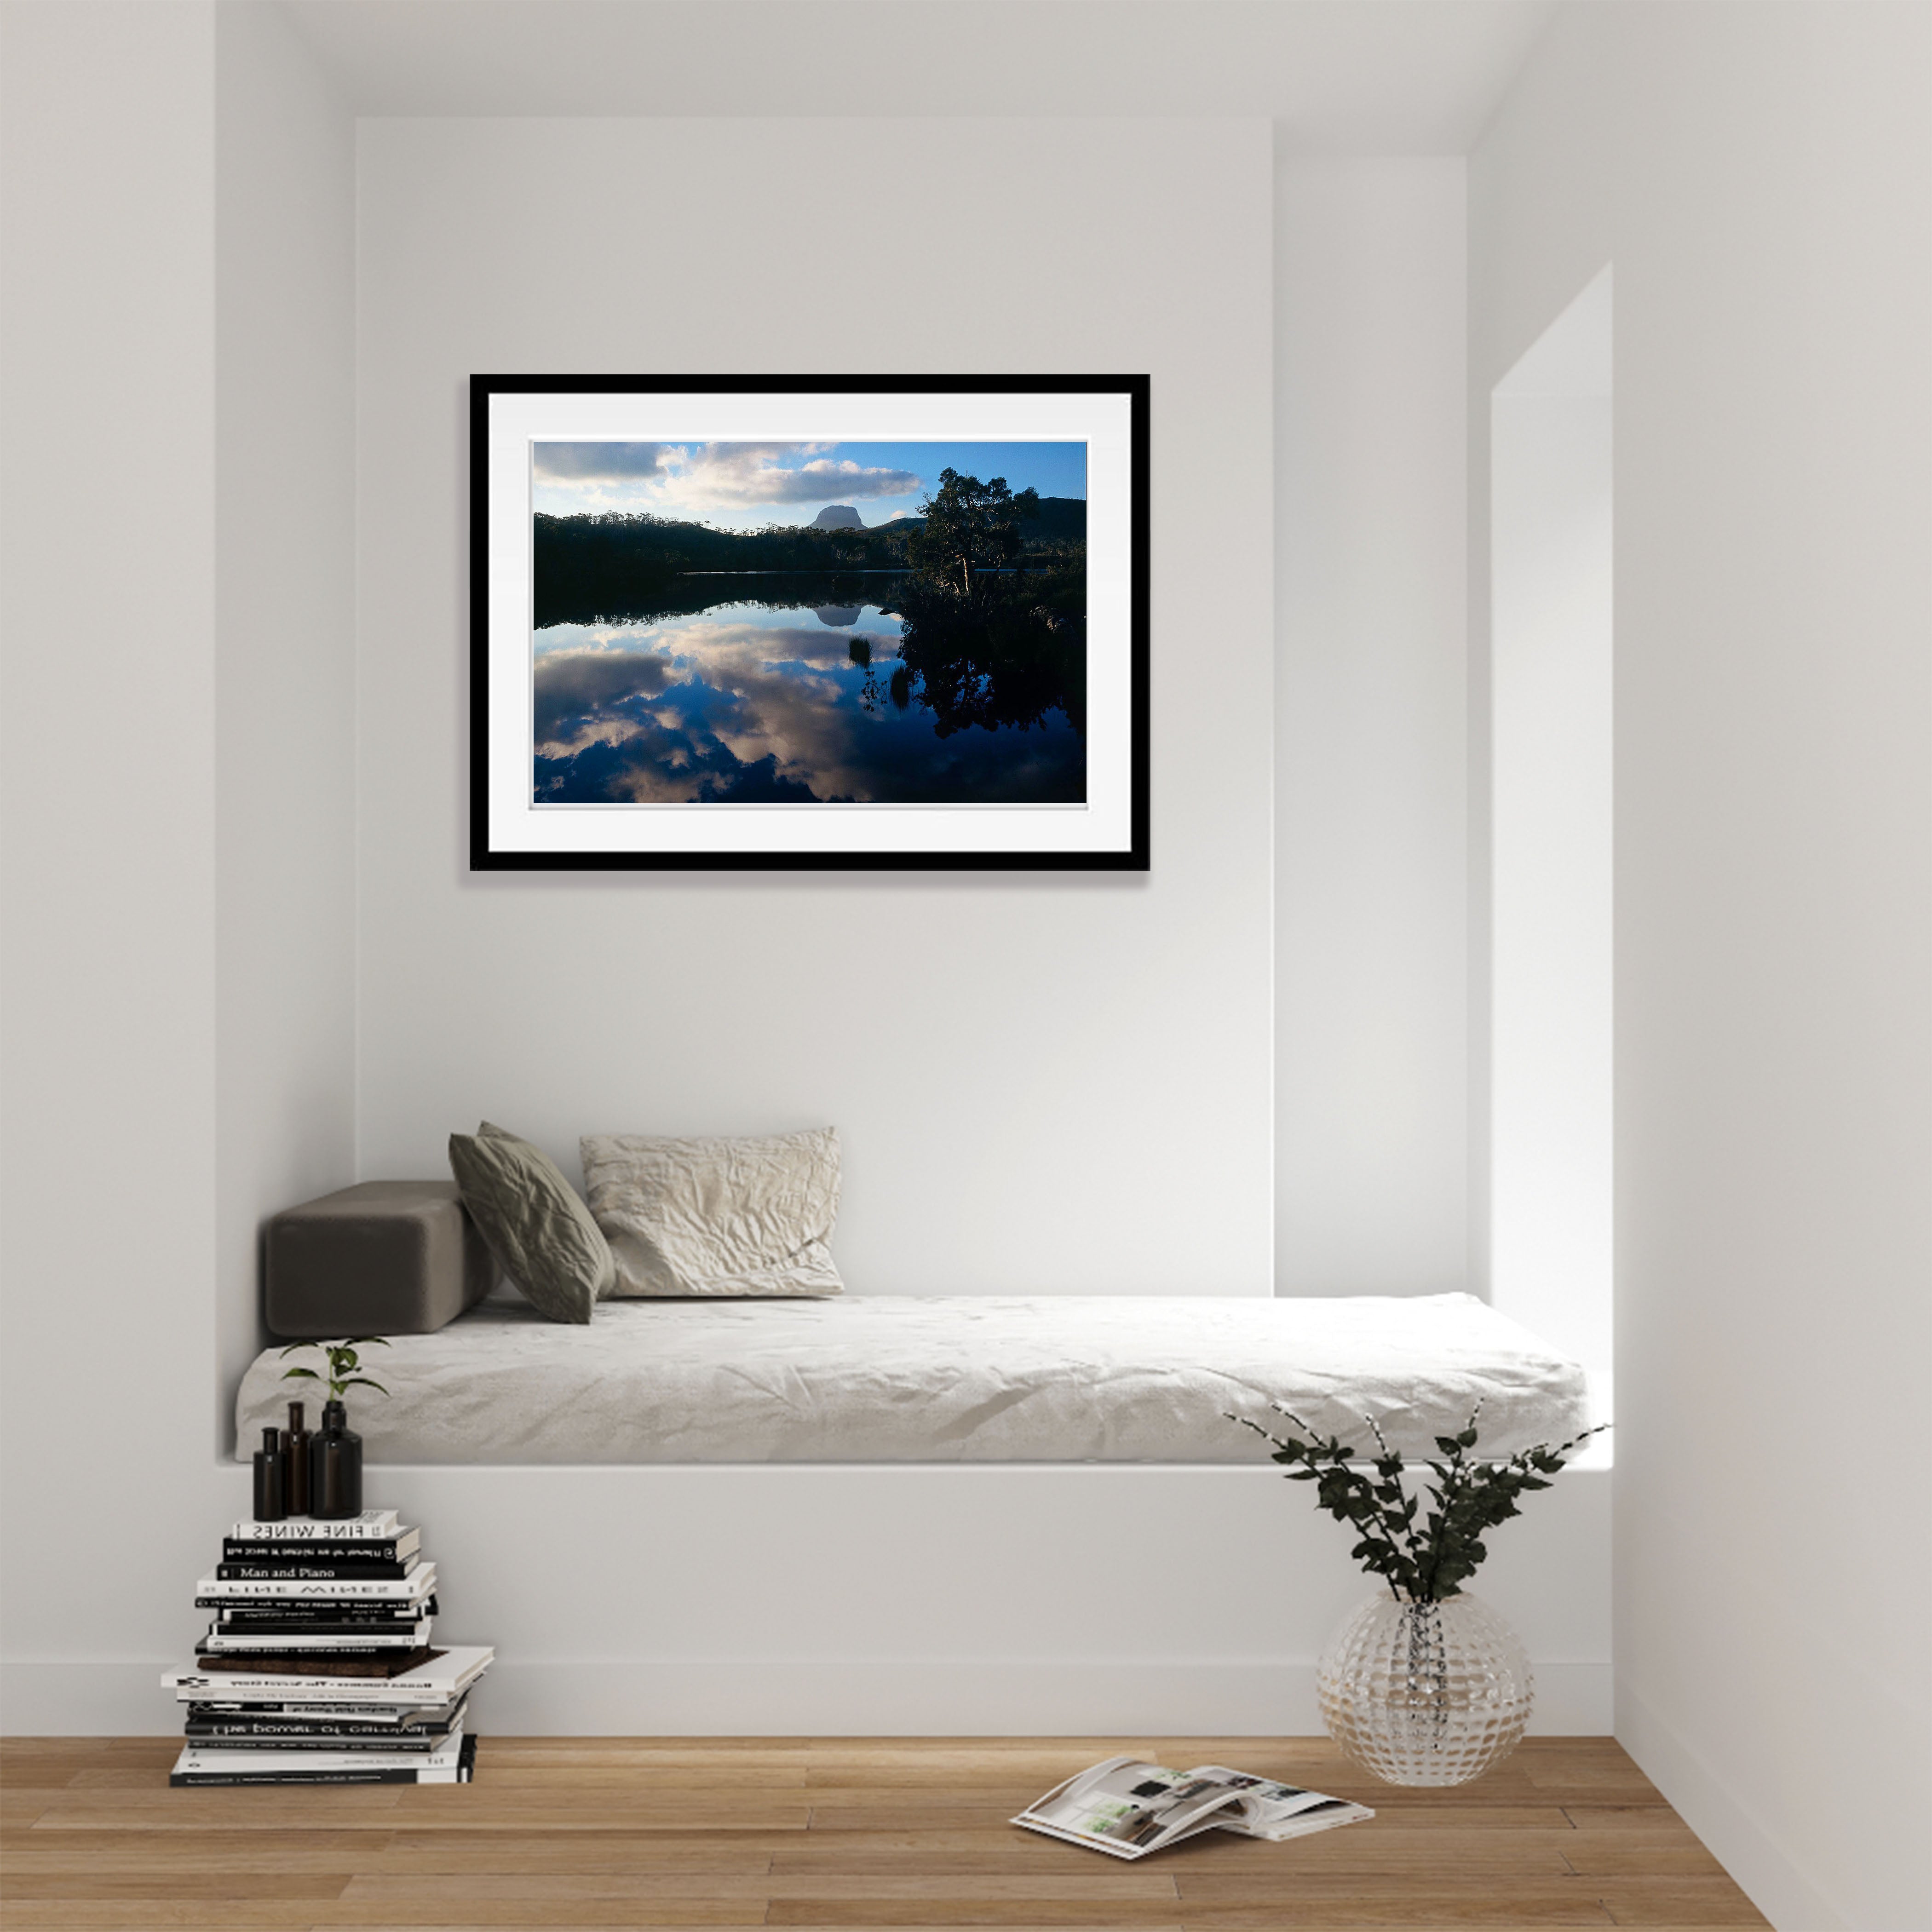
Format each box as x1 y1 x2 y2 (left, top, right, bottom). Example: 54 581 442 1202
0 1735 1768 1929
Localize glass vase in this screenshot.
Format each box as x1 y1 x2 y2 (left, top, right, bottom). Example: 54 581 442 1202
1317 1590 1533 1786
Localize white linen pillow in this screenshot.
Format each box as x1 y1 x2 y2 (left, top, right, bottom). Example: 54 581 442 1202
579 1127 845 1299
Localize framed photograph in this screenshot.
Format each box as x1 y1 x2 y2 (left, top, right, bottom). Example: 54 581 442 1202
470 374 1148 870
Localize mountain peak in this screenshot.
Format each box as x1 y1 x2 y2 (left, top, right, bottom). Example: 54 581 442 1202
811 504 864 530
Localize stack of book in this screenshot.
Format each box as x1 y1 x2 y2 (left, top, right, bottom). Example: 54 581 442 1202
161 1508 493 1786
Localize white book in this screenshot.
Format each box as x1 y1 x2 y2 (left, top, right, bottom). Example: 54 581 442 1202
171 1732 472 1784
197 1566 435 1601
227 1510 401 1541
198 1622 433 1652
165 1645 494 1706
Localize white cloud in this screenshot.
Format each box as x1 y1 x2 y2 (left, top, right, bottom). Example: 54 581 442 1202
533 441 923 517
532 645 676 748
663 444 923 507
533 443 680 482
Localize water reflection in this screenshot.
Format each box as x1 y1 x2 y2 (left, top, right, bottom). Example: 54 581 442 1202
532 572 1085 807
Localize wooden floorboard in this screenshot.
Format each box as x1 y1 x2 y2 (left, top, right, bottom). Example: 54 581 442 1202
0 1736 1768 1930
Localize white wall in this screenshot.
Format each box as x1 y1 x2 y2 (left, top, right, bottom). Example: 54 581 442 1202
0 0 224 1708
1489 269 1612 1380
0 0 363 1727
215 0 359 1438
353 117 1278 1297
1473 6 1932 1927
1275 156 1472 1297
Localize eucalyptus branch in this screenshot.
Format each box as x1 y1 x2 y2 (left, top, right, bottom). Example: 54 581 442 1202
1228 1414 1298 1457
1230 1398 1609 1603
1286 1404 1427 1592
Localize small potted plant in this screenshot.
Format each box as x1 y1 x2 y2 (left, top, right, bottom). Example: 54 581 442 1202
281 1336 390 1407
1231 1399 1605 1787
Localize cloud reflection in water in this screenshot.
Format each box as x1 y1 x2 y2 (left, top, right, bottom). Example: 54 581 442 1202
532 595 1085 807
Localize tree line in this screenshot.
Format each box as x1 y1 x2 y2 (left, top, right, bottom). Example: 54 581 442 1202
532 488 1085 628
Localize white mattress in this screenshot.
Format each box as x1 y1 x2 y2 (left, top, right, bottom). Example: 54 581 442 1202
236 1293 1590 1466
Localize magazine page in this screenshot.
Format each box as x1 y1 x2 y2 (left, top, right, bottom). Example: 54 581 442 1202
1011 1757 1264 1860
1187 1766 1376 1841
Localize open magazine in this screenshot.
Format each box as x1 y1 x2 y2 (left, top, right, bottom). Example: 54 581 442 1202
1013 1756 1374 1860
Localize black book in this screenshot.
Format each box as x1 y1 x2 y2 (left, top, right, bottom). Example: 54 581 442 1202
216 1558 418 1581
185 1699 466 1744
224 1532 419 1564
214 1618 433 1638
187 1647 444 1678
214 1599 439 1624
180 1725 449 1750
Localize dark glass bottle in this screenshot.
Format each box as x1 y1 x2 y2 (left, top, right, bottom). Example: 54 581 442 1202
309 1399 363 1518
251 1426 285 1519
283 1401 311 1517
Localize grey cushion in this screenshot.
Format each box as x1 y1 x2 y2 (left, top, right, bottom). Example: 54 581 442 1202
448 1122 615 1325
265 1181 493 1338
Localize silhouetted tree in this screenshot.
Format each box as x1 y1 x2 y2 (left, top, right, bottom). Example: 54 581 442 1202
906 469 1040 596
891 569 1085 738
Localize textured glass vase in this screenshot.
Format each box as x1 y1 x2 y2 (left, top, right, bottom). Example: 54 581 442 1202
1317 1590 1533 1786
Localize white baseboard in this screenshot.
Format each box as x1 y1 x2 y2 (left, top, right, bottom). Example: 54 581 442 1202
3 1655 1610 1739
1617 1682 1844 1932
465 1657 1612 1738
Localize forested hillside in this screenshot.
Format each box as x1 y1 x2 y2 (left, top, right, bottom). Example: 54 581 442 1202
533 499 1085 627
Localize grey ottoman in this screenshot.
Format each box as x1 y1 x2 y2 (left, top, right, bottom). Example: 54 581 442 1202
265 1181 494 1338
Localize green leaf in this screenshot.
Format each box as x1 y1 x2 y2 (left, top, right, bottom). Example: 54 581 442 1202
281 1367 319 1381
343 1376 390 1397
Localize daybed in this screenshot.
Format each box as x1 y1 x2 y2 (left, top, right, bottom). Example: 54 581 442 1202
236 1289 1589 1465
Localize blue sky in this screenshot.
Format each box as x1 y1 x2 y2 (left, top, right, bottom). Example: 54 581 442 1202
531 439 1086 532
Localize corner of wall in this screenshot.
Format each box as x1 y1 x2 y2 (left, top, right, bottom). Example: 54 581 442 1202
213 0 360 1449
1274 154 1471 1300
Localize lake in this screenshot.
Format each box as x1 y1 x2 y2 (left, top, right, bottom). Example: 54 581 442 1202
530 571 1087 807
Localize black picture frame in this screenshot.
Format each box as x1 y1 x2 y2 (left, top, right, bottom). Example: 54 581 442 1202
470 374 1149 872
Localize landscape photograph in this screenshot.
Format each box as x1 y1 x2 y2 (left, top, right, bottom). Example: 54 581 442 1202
527 439 1088 807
